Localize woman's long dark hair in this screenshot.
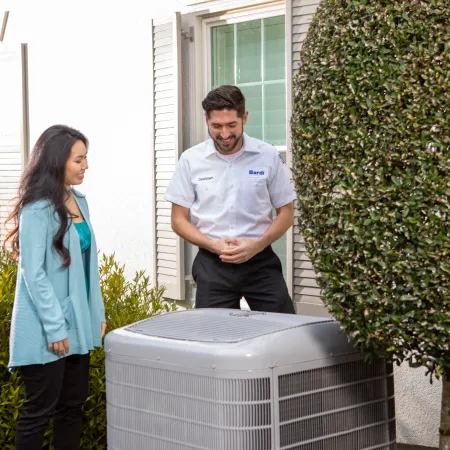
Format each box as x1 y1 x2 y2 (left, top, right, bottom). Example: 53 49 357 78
3 125 89 267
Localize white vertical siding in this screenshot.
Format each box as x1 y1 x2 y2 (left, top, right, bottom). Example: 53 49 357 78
0 44 28 243
152 13 185 300
287 0 328 316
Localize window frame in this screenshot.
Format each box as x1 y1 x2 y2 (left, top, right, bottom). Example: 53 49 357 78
199 4 294 296
202 5 286 151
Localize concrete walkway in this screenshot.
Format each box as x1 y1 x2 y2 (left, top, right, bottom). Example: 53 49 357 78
397 445 436 450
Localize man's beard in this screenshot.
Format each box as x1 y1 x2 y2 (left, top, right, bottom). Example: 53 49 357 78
209 129 244 154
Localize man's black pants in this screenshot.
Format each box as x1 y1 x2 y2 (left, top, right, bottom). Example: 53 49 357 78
193 246 295 313
15 353 90 450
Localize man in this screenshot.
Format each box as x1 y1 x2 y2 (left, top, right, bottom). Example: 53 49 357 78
164 85 296 313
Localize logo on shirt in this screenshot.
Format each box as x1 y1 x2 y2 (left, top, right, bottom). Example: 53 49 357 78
198 176 215 182
278 153 285 164
248 168 267 178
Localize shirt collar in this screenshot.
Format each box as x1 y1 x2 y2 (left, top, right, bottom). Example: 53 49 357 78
204 133 261 158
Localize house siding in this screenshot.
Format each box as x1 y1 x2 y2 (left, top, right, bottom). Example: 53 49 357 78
288 0 328 316
152 14 186 300
0 45 27 243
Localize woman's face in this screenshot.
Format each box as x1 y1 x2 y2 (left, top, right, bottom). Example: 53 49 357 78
65 140 88 187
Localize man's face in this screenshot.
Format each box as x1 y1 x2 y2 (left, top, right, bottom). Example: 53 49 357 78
206 109 248 155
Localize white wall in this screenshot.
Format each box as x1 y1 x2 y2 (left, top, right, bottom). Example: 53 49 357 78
395 364 441 447
2 0 177 278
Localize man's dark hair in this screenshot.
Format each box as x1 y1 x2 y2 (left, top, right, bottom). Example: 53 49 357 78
202 85 246 118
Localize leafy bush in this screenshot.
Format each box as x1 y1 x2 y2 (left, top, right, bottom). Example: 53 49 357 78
0 252 20 447
0 250 174 449
291 0 450 378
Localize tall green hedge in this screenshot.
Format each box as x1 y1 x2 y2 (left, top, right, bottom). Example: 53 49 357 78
0 251 174 449
292 0 450 378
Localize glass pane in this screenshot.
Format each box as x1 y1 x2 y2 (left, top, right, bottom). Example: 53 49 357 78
264 83 286 146
211 24 235 86
236 20 261 84
240 85 262 140
271 151 288 280
264 16 285 81
272 234 288 280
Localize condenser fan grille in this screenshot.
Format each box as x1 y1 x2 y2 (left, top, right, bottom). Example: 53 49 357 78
279 359 388 397
279 422 396 450
277 360 395 449
107 360 273 450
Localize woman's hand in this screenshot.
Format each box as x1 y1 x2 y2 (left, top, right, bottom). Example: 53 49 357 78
49 337 69 356
101 322 107 339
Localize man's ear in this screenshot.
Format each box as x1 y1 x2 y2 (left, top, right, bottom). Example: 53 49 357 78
242 111 249 125
204 112 209 125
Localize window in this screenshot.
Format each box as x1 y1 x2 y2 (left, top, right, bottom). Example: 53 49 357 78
211 16 286 145
208 15 288 280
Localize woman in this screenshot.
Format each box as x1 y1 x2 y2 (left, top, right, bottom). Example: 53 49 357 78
4 125 106 450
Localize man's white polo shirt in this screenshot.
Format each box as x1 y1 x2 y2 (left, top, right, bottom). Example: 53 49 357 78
164 133 296 240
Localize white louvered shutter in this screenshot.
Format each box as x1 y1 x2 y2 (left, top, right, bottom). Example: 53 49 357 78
286 0 329 316
151 13 185 300
0 44 28 243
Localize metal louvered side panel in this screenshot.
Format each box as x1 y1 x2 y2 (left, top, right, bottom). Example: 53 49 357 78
106 359 273 450
275 360 396 449
151 14 185 300
286 0 326 315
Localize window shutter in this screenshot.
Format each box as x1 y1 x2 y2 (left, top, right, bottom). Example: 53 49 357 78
286 0 329 316
0 43 28 243
151 13 185 300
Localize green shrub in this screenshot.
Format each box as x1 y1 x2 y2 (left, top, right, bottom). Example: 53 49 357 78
291 0 450 378
0 250 174 449
0 252 20 446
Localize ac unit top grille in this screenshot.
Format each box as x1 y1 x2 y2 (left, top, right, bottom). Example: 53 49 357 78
126 309 332 343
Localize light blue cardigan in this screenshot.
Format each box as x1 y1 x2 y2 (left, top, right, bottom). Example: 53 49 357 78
9 191 106 368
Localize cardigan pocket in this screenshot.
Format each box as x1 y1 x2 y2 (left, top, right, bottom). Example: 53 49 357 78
61 296 77 330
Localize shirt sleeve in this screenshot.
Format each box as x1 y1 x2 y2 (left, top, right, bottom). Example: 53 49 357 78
164 154 195 208
268 150 297 208
19 205 68 343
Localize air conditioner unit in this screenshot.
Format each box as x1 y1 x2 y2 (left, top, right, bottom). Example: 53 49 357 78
105 309 396 450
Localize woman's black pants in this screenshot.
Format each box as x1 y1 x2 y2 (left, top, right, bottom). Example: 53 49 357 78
15 353 90 450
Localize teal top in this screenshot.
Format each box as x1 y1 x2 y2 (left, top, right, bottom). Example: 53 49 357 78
74 221 91 297
74 221 91 252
